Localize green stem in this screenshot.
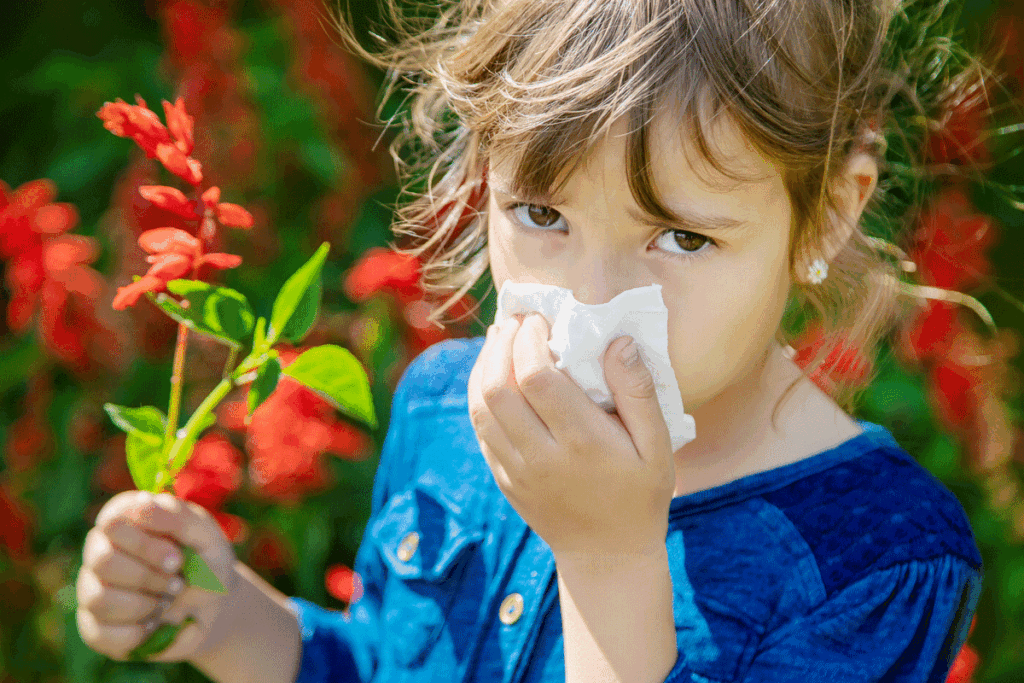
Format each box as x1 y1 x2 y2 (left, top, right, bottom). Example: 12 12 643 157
155 377 234 494
164 324 190 454
223 347 238 379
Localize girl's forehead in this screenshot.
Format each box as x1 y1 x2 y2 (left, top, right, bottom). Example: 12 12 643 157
488 107 780 197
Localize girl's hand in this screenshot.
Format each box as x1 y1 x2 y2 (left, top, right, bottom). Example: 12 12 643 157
468 312 676 560
76 490 239 663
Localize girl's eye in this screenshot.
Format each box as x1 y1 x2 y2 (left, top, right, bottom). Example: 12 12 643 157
509 203 566 231
652 229 717 261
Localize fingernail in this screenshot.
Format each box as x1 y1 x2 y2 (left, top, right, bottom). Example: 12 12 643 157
619 338 640 367
168 576 184 594
163 553 182 573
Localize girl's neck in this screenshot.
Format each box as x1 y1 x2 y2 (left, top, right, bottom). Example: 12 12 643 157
671 341 862 498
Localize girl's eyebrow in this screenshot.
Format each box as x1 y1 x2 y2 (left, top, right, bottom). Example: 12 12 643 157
625 206 747 233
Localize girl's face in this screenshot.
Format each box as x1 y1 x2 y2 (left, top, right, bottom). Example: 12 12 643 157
487 111 796 418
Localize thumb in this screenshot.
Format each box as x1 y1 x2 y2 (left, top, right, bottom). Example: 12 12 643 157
605 336 672 463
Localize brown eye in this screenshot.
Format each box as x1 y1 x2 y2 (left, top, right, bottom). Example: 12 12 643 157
672 231 709 252
525 205 562 227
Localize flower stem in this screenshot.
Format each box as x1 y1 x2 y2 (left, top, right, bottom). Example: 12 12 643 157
155 376 235 493
164 323 190 454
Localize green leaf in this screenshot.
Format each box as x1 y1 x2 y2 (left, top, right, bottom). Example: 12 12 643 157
267 243 330 346
125 431 165 493
248 357 282 417
127 615 196 661
149 280 255 349
252 316 267 353
281 278 322 344
103 404 166 440
181 546 226 593
282 345 377 429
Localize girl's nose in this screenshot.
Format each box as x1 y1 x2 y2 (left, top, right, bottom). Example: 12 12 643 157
565 272 632 307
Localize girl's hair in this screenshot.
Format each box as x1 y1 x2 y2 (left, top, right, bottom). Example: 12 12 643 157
325 0 1007 428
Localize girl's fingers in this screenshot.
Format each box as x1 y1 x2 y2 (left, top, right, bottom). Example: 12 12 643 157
84 524 182 594
76 607 157 661
76 567 172 624
470 326 526 476
482 318 557 466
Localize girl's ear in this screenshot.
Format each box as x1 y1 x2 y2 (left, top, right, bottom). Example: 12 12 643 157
796 151 879 285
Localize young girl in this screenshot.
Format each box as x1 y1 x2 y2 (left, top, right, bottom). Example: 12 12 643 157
77 0 989 681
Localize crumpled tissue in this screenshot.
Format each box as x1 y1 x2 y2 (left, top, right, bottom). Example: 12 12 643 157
494 281 696 451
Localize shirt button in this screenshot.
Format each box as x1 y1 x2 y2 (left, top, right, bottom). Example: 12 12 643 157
396 532 419 562
499 592 524 625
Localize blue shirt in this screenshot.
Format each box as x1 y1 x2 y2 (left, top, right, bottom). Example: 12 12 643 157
287 337 984 683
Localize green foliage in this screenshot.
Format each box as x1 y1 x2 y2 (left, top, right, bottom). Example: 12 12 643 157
151 281 256 350
247 356 281 417
282 345 378 430
267 242 330 346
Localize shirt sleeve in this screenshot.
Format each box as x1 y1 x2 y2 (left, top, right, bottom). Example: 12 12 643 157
285 355 422 683
659 554 982 683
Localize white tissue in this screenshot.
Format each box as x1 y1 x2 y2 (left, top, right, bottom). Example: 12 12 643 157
494 281 696 451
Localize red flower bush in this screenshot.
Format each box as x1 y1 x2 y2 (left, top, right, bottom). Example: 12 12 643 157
909 188 998 291
218 346 373 504
0 179 121 374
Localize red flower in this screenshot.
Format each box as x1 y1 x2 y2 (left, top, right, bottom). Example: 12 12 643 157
112 227 242 309
945 642 979 683
97 95 204 186
173 431 244 510
199 186 254 229
325 564 363 605
900 300 960 364
910 188 997 291
0 178 119 374
217 346 373 503
343 247 422 306
790 323 874 395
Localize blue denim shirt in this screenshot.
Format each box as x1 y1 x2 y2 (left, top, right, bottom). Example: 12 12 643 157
287 337 984 683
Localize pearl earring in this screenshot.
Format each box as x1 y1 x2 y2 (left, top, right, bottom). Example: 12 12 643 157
807 258 828 285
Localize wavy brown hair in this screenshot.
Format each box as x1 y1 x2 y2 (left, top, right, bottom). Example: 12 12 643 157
325 0 1006 427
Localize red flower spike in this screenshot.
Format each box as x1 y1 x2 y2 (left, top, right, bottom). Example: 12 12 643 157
138 227 201 256
163 97 195 157
138 185 199 220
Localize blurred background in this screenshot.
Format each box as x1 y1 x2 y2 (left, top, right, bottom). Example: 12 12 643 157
0 1 1022 681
